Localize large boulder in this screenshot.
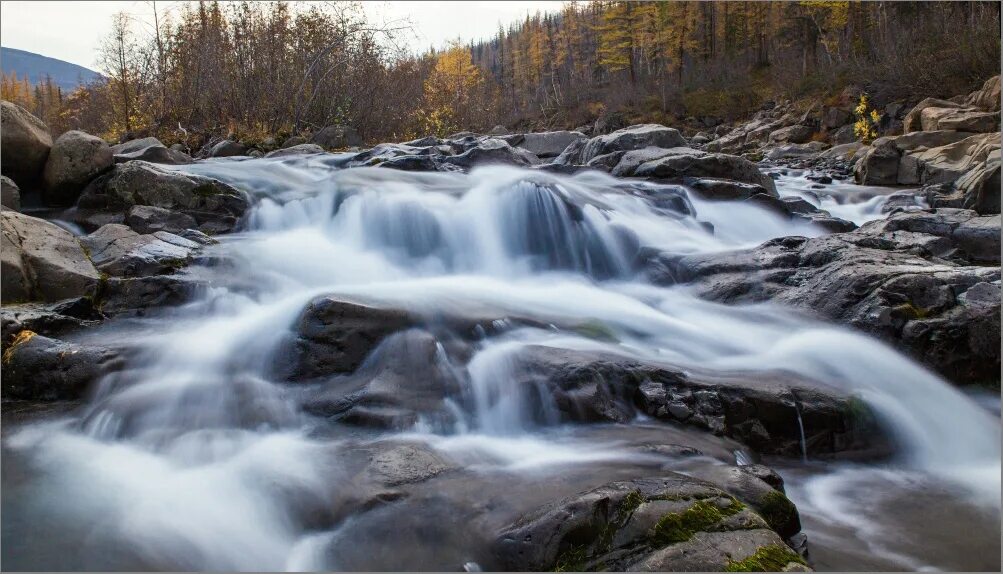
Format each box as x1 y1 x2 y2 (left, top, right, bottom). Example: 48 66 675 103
492 475 808 572
651 211 1001 385
301 329 464 430
609 146 778 195
111 137 192 165
0 100 52 186
1 175 20 210
903 98 966 133
77 161 250 234
906 132 1000 185
41 130 114 206
965 75 1001 111
312 125 363 149
507 345 879 457
577 124 688 165
441 138 539 169
1 332 123 400
209 139 248 157
282 295 416 380
768 125 813 144
518 131 587 158
1 211 100 303
935 148 1001 214
919 107 998 133
264 143 326 158
81 223 201 277
124 205 198 235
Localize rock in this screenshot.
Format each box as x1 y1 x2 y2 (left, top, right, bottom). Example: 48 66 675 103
652 221 1001 384
854 140 901 185
919 107 999 133
518 131 587 158
282 135 308 148
77 161 250 234
508 345 877 457
442 138 540 169
1 175 20 210
124 205 199 235
1 100 52 186
302 329 463 430
819 142 864 161
830 124 857 145
1 332 123 400
903 98 966 133
209 139 248 157
822 107 853 130
0 297 102 347
613 147 777 195
906 132 1000 185
264 143 326 158
965 75 1001 111
283 295 416 380
690 133 712 145
580 124 688 164
941 148 1001 214
766 143 824 161
492 475 808 572
312 125 363 149
686 178 770 201
41 130 114 206
81 223 201 277
769 125 813 144
111 137 193 165
1 211 99 303
99 274 199 316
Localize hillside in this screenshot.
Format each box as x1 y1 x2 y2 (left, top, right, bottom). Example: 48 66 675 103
1 46 101 90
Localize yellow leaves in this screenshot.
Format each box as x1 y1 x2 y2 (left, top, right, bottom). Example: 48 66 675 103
853 93 879 143
3 330 36 364
419 43 489 136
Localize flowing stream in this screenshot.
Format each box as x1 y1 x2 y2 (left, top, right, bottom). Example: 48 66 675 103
2 158 999 571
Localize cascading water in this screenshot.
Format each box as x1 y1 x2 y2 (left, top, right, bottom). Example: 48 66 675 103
3 159 999 571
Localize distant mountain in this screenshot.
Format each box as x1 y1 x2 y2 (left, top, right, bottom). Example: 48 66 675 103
1 47 102 91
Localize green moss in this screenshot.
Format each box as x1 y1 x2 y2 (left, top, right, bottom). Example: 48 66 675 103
757 491 796 532
553 544 588 572
724 544 807 572
894 302 930 319
191 183 221 197
573 320 618 342
651 497 745 546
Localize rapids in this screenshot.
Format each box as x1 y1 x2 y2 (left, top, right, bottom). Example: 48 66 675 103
2 158 999 571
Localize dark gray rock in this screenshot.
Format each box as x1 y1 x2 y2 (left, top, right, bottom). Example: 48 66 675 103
124 205 199 235
77 161 249 234
651 218 1001 385
209 139 248 157
264 143 326 158
312 125 363 149
1 333 123 400
111 137 193 165
616 147 777 195
41 130 114 206
283 295 416 380
518 131 587 158
0 297 102 348
81 224 201 277
442 138 539 169
492 475 807 572
580 124 687 164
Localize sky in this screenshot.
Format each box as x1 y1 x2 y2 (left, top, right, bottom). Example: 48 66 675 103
0 1 565 72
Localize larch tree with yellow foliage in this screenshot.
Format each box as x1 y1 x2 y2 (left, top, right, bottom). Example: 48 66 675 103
419 42 494 136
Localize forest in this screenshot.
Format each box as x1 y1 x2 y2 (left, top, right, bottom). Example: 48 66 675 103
2 0 1000 146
